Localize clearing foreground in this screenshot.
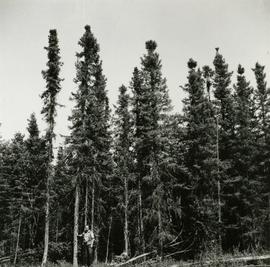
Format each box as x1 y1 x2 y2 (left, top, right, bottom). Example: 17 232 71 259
4 254 270 267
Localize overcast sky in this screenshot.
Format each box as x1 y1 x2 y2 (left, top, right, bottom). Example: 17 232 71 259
1 0 270 146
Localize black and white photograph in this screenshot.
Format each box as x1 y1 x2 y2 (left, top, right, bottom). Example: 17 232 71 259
1 0 270 266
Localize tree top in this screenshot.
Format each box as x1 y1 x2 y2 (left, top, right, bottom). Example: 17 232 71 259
187 58 197 69
237 64 245 75
145 40 157 52
49 29 57 35
85 25 91 31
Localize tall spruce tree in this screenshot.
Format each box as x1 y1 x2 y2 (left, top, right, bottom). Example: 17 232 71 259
212 49 235 250
40 29 63 266
229 65 262 249
69 24 97 266
131 40 171 256
113 85 133 256
69 25 112 265
252 62 270 247
181 59 217 253
130 67 145 253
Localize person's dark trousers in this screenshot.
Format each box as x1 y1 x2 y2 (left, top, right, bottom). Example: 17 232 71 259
84 244 93 267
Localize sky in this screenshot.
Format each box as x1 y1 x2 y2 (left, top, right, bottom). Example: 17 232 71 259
1 0 270 147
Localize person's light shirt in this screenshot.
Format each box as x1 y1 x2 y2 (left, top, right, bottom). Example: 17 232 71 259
83 230 94 247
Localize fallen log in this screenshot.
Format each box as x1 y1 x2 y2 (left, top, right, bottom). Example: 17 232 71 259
204 254 270 266
0 255 10 266
114 251 157 267
222 254 270 262
0 250 35 265
170 254 270 267
164 249 192 259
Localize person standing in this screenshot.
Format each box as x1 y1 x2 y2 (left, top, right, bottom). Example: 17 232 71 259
78 225 95 267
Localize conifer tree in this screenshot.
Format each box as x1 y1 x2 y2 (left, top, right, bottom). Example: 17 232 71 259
252 62 270 247
212 49 234 153
0 140 11 256
158 113 193 257
40 29 63 266
113 85 133 256
130 67 145 253
50 146 73 261
229 65 262 248
24 113 47 249
0 118 46 258
7 133 27 264
212 49 235 250
253 63 270 141
131 40 171 256
69 24 96 266
69 25 112 265
181 59 217 253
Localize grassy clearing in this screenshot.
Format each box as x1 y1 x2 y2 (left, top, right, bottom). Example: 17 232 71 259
6 262 108 267
5 249 270 267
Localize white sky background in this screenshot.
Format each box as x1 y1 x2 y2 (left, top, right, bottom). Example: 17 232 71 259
1 0 270 147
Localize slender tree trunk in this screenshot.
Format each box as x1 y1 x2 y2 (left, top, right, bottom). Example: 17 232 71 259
124 175 129 255
73 181 80 267
158 201 163 259
91 174 97 263
33 214 39 248
14 211 22 266
153 159 163 259
29 213 37 248
105 216 112 264
28 195 34 249
29 222 33 248
41 119 53 267
91 185 94 233
41 173 50 267
268 189 270 215
94 229 99 264
267 190 270 248
84 179 88 227
138 180 145 253
91 175 95 231
216 115 222 253
55 207 59 243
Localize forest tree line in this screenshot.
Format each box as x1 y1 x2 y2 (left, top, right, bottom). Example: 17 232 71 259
0 25 270 265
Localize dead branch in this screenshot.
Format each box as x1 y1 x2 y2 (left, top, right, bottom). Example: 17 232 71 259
114 251 157 267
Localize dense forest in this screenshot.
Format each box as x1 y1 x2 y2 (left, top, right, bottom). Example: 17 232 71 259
0 25 270 266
